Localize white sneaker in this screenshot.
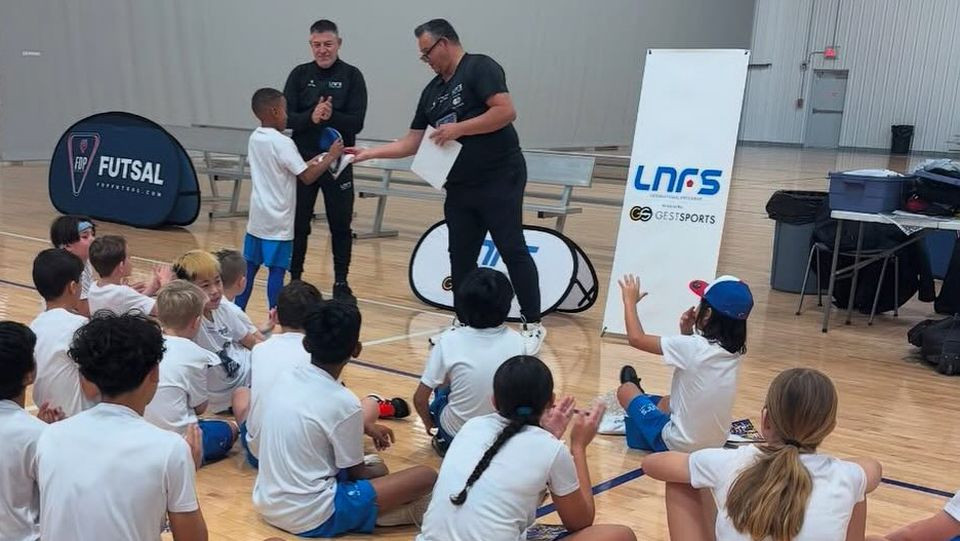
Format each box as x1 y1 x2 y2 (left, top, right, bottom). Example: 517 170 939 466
521 322 547 355
428 317 463 346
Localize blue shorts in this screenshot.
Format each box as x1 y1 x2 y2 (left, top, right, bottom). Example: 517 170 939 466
428 387 454 452
199 419 235 463
297 470 378 537
238 421 259 469
624 394 670 452
244 234 293 269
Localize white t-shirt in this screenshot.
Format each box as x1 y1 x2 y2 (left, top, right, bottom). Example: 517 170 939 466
417 414 580 541
246 127 308 241
0 401 46 541
193 303 253 412
87 281 156 316
246 332 311 458
659 334 741 451
253 364 364 534
36 403 198 541
223 298 257 335
690 445 866 541
421 326 525 435
144 336 221 435
29 308 93 417
80 260 94 300
945 490 960 521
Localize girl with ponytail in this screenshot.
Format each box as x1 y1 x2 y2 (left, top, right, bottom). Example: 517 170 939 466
416 355 636 541
643 368 882 540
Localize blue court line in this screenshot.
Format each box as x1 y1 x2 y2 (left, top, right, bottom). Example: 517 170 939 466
882 477 954 499
0 277 957 504
536 467 646 518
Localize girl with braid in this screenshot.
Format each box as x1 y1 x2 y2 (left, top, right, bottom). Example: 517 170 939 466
643 368 883 541
417 355 636 541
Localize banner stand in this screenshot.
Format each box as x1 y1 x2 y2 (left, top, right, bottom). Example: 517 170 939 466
409 221 598 322
49 111 200 228
601 49 750 336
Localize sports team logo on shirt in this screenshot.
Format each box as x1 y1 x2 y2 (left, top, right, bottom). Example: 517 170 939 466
67 132 101 196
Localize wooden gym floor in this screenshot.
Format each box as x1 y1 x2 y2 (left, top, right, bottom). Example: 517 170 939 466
0 146 956 540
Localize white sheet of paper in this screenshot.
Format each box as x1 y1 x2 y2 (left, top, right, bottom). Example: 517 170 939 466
330 153 354 179
411 125 462 190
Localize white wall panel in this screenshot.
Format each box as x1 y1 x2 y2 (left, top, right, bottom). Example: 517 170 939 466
741 0 960 153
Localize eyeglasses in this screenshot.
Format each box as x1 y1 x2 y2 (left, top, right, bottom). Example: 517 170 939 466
419 38 445 62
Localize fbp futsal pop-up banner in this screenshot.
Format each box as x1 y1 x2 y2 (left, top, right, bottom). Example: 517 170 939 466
601 49 750 336
410 221 598 321
49 112 200 228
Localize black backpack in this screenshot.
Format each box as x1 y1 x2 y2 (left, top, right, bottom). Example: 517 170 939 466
907 316 960 375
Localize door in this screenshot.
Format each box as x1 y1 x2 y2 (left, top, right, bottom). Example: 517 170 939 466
804 70 848 149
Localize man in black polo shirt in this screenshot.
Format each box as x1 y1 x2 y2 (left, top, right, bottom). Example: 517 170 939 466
284 19 366 302
351 19 544 353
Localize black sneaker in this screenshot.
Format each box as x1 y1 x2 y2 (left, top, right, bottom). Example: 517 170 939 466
332 282 357 304
431 432 450 457
619 364 645 393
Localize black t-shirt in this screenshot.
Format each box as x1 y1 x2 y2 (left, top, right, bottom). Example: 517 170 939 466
411 54 522 185
284 58 367 159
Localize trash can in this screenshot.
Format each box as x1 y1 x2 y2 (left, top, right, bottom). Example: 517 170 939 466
891 125 914 155
926 231 957 280
767 190 829 293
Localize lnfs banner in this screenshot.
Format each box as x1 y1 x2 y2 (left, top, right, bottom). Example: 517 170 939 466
601 49 749 336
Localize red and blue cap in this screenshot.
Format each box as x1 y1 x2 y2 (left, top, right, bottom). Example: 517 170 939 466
688 275 753 320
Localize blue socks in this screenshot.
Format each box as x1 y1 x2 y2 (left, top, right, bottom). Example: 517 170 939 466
234 261 260 310
266 266 285 309
234 262 286 310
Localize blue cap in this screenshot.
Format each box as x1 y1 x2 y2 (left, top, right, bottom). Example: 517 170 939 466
317 127 342 152
689 275 753 320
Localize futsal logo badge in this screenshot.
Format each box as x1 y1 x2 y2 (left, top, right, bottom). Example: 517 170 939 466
67 133 101 196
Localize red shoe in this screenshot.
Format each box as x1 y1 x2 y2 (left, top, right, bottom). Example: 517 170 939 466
369 395 411 419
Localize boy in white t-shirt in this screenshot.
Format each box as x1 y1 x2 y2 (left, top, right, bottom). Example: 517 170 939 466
35 312 207 541
49 215 96 317
29 248 98 417
174 249 260 414
615 274 753 453
240 279 322 468
881 489 960 540
253 300 437 537
87 235 173 317
642 368 881 541
234 87 341 312
0 321 66 541
414 267 525 456
144 280 239 464
215 248 273 340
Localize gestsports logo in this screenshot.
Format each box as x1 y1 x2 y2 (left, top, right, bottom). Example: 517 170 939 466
480 239 539 267
629 206 717 224
634 165 722 196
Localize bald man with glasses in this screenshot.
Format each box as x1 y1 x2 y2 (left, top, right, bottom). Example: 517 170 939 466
350 18 545 354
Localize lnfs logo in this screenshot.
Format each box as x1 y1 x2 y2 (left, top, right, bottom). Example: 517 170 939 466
480 239 539 267
67 133 101 196
634 165 722 197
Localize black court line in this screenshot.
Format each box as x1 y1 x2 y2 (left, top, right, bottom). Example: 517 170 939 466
0 277 36 291
0 276 957 504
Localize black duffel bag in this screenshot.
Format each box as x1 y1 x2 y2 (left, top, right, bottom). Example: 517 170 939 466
908 315 960 375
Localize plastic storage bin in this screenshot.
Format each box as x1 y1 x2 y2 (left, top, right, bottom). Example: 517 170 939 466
828 172 906 213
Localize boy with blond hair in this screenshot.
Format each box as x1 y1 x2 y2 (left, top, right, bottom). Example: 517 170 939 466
145 280 239 464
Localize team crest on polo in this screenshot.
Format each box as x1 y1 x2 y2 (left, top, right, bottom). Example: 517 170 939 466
67 133 101 196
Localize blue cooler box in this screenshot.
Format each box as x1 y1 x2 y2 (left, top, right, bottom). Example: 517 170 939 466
828 172 906 213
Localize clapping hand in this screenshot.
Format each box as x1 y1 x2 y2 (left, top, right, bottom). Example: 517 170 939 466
312 96 333 124
570 401 606 451
540 396 576 439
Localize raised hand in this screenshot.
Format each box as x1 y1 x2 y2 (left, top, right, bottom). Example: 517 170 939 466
37 401 66 424
618 274 648 306
679 306 697 335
